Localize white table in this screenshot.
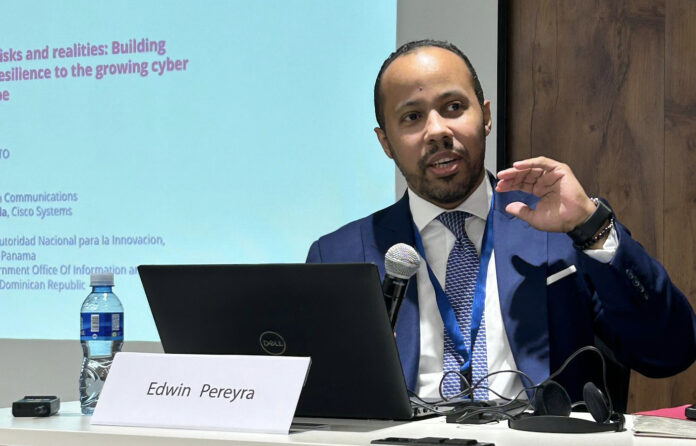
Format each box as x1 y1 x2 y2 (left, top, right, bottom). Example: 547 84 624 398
0 402 677 446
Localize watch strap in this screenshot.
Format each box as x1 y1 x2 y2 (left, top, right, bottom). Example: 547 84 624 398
567 198 613 249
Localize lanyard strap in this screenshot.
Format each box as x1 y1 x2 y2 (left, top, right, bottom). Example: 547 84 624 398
411 195 495 374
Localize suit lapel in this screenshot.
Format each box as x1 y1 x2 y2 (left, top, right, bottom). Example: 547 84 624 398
493 190 550 388
363 194 421 391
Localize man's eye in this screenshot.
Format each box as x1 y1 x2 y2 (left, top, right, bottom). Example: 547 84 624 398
446 102 462 112
403 112 421 122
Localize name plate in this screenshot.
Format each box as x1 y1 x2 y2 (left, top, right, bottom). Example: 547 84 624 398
91 352 311 434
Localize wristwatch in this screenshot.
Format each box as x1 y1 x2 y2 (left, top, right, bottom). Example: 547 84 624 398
566 198 613 249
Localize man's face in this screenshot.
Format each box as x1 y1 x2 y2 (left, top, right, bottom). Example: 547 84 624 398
375 47 491 209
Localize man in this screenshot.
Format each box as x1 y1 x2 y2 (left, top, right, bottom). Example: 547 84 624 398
307 40 696 406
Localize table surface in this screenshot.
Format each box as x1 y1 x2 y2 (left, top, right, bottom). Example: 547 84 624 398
0 402 681 446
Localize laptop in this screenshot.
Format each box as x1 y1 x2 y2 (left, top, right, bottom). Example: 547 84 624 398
138 263 432 420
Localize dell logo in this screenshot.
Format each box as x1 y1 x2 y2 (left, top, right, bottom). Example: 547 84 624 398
259 331 286 355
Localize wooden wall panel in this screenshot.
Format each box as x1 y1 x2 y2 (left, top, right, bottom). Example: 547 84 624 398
508 0 696 411
662 0 696 407
506 0 539 162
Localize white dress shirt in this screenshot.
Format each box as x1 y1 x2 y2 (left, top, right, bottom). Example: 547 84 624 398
408 176 618 399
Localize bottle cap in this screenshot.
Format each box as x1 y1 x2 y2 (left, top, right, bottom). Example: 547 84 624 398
90 273 114 286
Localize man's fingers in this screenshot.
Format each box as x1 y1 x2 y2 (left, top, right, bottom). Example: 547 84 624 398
497 165 564 196
496 168 535 185
495 178 534 194
511 156 561 171
496 177 535 194
495 178 515 192
497 166 526 180
496 171 558 195
521 168 544 184
537 169 564 188
497 166 550 186
504 202 533 223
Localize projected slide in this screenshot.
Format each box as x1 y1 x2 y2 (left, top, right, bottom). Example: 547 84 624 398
0 1 396 340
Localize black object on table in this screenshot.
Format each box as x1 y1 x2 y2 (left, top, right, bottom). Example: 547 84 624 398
371 437 493 446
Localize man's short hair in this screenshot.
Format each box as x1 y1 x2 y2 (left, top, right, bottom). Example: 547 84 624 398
374 39 485 130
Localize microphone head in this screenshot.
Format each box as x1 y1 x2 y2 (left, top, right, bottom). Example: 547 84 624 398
384 243 421 279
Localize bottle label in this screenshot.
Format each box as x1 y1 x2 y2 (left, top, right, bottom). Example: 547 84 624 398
81 312 124 341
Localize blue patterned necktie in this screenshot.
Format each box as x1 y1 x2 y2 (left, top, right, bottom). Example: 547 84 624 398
436 211 489 400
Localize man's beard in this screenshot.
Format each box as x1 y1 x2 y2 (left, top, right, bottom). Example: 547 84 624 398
390 142 485 207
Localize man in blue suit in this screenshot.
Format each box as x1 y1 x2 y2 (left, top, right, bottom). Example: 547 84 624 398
307 40 696 407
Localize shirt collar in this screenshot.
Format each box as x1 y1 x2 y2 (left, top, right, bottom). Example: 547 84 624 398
408 173 492 232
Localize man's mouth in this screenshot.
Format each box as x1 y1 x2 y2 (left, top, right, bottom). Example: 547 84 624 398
426 153 463 177
431 157 457 167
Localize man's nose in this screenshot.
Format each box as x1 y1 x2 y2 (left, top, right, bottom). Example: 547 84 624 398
424 111 453 144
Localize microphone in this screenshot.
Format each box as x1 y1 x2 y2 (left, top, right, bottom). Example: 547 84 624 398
383 243 420 329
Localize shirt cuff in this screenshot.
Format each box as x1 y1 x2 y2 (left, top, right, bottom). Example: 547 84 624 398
582 226 618 263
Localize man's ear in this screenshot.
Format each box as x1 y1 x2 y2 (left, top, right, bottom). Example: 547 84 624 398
482 100 492 136
374 127 393 159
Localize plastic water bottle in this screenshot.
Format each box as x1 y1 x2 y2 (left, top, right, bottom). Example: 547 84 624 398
79 273 124 415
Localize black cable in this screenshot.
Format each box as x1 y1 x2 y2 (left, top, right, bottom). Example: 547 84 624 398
407 396 463 415
476 385 513 401
438 370 472 402
453 407 517 422
408 369 525 416
408 345 612 422
449 384 535 423
406 390 444 410
473 369 536 395
409 368 539 423
438 368 536 402
541 345 612 413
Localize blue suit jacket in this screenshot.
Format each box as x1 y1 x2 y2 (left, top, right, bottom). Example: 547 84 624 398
307 188 696 402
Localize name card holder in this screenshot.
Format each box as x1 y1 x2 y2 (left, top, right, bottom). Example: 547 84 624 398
91 352 311 434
